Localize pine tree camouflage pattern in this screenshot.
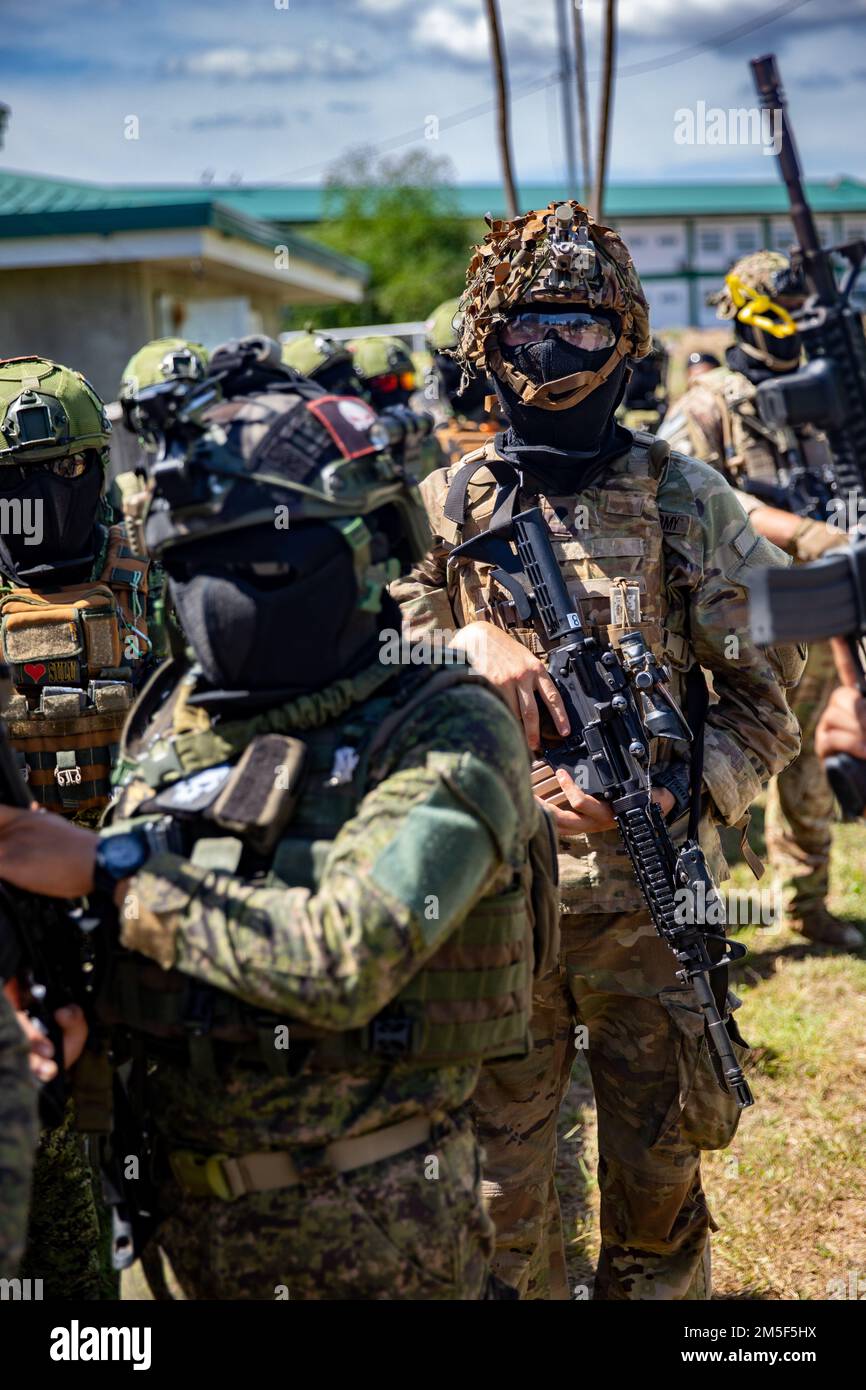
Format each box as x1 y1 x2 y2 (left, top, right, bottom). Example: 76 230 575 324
0 991 38 1277
393 433 804 1298
102 662 539 1300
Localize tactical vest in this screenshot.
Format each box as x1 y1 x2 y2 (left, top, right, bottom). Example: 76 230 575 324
100 664 537 1077
0 525 151 816
678 367 832 491
440 431 711 912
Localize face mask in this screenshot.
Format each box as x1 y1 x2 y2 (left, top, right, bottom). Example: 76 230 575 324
0 454 102 570
496 334 629 453
167 524 380 698
735 320 802 374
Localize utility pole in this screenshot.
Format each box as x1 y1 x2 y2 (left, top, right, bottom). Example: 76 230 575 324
594 0 617 221
484 0 519 219
0 104 10 149
554 0 578 199
571 0 592 205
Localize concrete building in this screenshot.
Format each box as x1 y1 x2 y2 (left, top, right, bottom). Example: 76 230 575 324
0 169 368 400
186 175 866 331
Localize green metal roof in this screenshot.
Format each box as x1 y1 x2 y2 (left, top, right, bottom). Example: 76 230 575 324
3 168 865 225
0 169 367 281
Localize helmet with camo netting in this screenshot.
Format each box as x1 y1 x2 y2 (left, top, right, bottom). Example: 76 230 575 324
708 250 805 320
119 337 209 400
457 200 651 411
0 357 111 466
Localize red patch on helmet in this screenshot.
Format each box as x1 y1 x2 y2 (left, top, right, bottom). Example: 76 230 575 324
306 395 380 460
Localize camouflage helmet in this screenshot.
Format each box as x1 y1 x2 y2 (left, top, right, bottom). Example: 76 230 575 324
425 298 463 353
281 327 352 379
119 337 208 399
349 335 415 384
457 200 652 411
709 250 804 319
140 377 431 610
0 357 111 465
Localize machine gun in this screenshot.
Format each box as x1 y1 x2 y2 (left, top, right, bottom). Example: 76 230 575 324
0 663 101 1124
449 508 754 1109
751 54 866 515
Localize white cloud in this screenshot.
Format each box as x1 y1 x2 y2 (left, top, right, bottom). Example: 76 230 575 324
171 40 370 81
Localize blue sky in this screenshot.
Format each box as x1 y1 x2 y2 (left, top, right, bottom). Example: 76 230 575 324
1 0 864 188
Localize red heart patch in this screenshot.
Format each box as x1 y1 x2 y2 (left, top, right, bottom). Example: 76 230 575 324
24 663 47 683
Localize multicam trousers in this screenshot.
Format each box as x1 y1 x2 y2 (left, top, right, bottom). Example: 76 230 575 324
765 641 837 923
472 909 747 1300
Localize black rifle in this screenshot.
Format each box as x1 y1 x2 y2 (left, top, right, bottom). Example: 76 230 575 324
0 662 101 1124
750 54 866 516
450 509 754 1109
750 538 866 817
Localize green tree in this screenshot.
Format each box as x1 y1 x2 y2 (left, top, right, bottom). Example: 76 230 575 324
291 147 475 329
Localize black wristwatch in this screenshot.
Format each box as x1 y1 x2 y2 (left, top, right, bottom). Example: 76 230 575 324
93 831 150 897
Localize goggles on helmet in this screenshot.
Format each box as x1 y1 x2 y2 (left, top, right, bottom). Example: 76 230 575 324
0 452 93 489
499 311 617 352
370 371 416 395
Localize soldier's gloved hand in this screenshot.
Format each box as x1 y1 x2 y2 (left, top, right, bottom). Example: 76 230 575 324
789 517 849 563
449 620 570 751
0 806 97 898
532 763 674 837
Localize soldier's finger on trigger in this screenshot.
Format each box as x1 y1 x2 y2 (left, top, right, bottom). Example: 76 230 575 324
534 670 568 731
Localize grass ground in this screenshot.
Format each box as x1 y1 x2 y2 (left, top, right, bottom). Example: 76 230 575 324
556 800 866 1300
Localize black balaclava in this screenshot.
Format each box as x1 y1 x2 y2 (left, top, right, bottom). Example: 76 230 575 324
492 305 632 490
167 521 389 711
727 321 802 385
433 353 490 420
314 359 366 398
1 453 102 581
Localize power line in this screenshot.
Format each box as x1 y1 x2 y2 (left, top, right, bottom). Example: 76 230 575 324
280 0 815 181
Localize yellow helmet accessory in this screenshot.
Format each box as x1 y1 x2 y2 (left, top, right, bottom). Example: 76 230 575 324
724 272 798 340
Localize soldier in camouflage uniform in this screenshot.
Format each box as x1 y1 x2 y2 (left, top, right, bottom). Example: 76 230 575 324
281 327 365 397
421 298 502 466
0 347 552 1300
348 335 418 410
394 202 804 1299
112 338 209 551
659 252 859 948
0 357 167 1298
617 334 669 433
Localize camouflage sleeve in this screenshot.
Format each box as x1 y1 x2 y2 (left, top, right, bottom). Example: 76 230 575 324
389 466 460 637
0 991 38 1276
659 453 804 827
120 686 536 1029
658 385 725 472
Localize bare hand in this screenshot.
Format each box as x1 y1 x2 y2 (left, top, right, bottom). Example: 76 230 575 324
15 1004 87 1083
815 685 866 762
533 764 674 837
0 805 98 898
451 620 569 751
